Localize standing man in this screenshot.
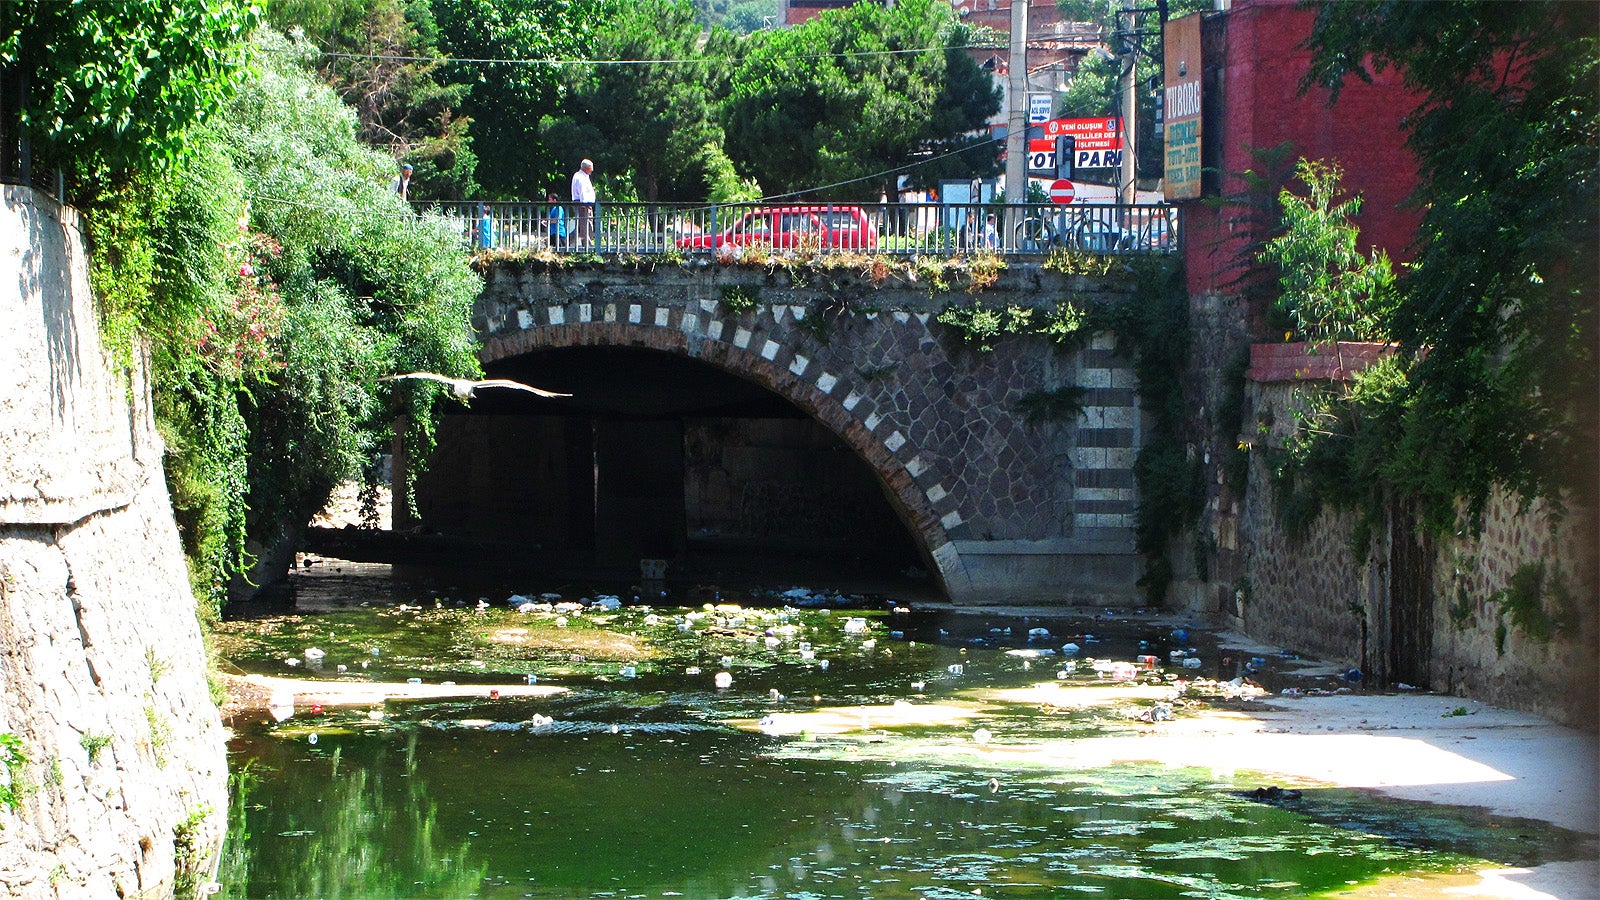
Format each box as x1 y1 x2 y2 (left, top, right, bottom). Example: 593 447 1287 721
571 158 595 249
391 162 413 200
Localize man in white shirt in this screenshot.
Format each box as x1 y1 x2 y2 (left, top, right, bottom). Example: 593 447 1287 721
571 158 595 249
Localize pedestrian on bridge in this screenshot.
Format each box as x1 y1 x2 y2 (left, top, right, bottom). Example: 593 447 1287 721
475 203 496 251
544 192 567 248
571 158 596 249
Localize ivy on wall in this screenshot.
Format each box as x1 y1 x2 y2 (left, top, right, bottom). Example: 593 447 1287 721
1095 259 1205 601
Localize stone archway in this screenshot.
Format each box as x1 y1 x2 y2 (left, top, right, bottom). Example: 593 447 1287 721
480 316 973 599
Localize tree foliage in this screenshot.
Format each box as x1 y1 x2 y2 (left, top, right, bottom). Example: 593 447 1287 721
216 33 482 573
1287 0 1599 534
1258 158 1394 342
0 0 260 191
287 0 478 200
70 26 482 609
550 0 730 202
721 0 999 198
432 0 618 198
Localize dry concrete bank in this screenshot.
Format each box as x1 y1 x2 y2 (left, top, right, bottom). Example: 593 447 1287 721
0 186 228 897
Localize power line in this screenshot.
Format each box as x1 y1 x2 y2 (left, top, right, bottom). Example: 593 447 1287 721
312 44 984 67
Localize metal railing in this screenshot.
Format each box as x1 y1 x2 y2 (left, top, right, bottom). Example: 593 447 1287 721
429 200 1180 257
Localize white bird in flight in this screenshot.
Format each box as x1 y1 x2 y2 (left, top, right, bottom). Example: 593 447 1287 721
379 372 570 399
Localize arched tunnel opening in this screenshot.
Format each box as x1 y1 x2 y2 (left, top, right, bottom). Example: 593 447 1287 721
406 346 938 598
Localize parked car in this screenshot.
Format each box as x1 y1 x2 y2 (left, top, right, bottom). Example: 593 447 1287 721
676 206 879 250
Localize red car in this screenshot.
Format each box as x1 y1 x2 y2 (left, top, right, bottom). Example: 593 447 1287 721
676 206 879 250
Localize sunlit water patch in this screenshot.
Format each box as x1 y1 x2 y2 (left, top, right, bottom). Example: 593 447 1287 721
216 574 1589 898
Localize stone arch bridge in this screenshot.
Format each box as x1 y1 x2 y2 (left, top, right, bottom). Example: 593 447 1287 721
405 259 1154 605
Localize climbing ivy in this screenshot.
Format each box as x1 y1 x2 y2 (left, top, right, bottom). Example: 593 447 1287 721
1093 259 1204 602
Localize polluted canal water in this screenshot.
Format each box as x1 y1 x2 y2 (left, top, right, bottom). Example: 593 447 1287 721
212 561 1592 898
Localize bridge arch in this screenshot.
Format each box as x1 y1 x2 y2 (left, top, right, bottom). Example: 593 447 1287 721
479 308 974 599
414 260 1153 606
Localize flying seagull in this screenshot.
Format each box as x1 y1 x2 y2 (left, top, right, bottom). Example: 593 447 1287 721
378 372 570 399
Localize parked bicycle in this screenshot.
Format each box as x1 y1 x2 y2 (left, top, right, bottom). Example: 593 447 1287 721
1014 205 1140 253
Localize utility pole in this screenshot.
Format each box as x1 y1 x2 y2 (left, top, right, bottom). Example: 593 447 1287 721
1004 0 1028 243
1118 0 1138 209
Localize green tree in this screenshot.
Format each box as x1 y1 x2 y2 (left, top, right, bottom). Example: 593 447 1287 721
721 0 998 198
214 32 482 592
552 0 729 202
1258 158 1394 343
1295 0 1598 532
432 0 619 198
692 0 777 34
0 0 260 191
273 0 479 200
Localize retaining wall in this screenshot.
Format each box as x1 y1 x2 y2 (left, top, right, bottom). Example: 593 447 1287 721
0 186 228 896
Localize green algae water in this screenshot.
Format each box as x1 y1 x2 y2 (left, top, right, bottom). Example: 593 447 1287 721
214 566 1587 898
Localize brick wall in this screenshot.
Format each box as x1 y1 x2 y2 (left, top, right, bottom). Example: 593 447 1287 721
1182 0 1424 301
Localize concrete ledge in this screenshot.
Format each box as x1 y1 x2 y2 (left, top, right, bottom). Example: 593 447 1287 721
946 539 1143 605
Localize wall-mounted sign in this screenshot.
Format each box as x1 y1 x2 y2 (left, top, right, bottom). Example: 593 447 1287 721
1028 93 1054 124
1163 14 1203 201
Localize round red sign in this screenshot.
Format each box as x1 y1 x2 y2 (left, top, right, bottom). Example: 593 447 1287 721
1049 179 1075 204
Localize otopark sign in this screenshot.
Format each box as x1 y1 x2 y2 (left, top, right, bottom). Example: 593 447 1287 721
1028 117 1124 173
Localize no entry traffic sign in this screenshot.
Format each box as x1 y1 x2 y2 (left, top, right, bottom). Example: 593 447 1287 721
1049 179 1076 204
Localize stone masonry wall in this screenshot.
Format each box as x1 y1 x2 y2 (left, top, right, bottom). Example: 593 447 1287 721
1230 344 1598 727
466 259 1151 605
0 187 228 897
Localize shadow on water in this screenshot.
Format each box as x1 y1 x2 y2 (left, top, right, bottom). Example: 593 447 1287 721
216 561 1593 898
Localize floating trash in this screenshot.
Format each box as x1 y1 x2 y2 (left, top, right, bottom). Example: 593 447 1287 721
714 671 733 689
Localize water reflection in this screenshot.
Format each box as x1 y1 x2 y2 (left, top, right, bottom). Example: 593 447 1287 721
220 731 487 898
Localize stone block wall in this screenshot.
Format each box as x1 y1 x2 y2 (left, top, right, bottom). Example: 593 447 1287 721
1229 346 1598 727
0 187 228 896
1429 491 1598 727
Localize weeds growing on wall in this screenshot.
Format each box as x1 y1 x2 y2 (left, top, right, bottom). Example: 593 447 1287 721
935 298 1093 351
1014 385 1088 427
0 733 26 816
936 303 1034 351
719 283 761 315
1217 347 1253 497
1489 561 1577 649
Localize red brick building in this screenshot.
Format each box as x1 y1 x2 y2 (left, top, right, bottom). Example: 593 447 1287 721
1178 0 1424 306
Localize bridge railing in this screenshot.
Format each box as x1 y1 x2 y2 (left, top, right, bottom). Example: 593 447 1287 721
428 200 1179 257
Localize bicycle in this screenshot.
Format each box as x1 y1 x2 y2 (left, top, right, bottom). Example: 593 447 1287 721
1014 206 1137 253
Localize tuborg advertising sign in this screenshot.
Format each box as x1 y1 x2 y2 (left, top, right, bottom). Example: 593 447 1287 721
1163 14 1203 200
